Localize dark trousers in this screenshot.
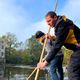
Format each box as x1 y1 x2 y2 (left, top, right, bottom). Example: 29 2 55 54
68 50 80 80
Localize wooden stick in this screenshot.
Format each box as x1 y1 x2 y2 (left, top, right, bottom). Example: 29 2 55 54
27 28 49 80
34 27 51 80
27 27 51 80
26 0 58 79
27 67 37 80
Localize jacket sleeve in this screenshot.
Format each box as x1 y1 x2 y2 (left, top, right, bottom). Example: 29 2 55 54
45 23 69 63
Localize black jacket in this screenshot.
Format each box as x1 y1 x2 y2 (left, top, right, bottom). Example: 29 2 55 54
46 16 80 63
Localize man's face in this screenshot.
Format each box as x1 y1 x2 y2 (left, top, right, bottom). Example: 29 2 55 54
45 15 56 27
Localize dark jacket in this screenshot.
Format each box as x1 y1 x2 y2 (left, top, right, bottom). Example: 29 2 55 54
46 16 80 63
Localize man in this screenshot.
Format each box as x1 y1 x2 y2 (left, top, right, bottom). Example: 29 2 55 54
35 31 64 80
37 11 80 80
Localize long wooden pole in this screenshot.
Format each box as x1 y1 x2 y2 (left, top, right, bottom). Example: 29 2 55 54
34 27 51 80
27 0 58 79
27 67 37 80
27 27 51 80
34 0 58 77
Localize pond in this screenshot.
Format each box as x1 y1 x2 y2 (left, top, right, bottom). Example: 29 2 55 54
0 65 68 80
0 65 50 80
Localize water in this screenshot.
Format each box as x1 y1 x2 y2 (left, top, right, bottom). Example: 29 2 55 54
0 65 48 80
0 65 68 80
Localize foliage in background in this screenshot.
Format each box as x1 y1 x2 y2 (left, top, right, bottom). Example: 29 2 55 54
24 35 42 64
0 32 73 66
0 33 42 65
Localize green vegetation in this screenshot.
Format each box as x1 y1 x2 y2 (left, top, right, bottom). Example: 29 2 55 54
0 32 42 65
0 32 72 66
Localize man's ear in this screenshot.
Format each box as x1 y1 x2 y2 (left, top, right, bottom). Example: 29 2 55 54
54 16 57 20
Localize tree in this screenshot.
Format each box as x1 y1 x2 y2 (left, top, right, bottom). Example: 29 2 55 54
25 35 42 64
0 32 19 48
0 32 22 63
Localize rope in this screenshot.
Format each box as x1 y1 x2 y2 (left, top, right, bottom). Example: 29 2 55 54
54 0 58 12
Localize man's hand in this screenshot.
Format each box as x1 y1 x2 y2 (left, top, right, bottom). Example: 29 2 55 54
37 60 48 70
45 33 56 41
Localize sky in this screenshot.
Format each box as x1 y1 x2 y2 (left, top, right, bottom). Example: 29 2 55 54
0 0 80 42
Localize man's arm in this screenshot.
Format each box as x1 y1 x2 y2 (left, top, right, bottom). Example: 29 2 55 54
45 24 69 63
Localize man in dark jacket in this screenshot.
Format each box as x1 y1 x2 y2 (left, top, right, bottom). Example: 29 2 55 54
35 31 64 80
37 11 80 80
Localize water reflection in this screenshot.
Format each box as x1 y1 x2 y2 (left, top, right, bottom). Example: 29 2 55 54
0 65 68 80
0 67 4 77
0 65 48 80
0 65 6 80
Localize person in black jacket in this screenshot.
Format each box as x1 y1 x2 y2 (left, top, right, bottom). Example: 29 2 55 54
35 31 64 80
37 11 80 80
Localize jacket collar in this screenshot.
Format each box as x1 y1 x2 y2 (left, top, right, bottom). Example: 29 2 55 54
54 16 63 28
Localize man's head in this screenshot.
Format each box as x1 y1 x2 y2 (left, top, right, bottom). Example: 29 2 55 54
45 11 57 27
35 31 45 43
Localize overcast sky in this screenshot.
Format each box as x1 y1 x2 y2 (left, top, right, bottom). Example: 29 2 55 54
0 0 80 42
